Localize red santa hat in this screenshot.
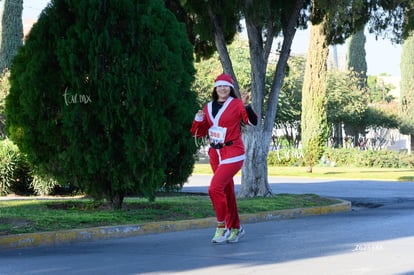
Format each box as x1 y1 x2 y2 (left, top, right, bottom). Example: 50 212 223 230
214 73 234 88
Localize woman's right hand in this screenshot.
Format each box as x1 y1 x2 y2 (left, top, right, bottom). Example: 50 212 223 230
194 110 204 122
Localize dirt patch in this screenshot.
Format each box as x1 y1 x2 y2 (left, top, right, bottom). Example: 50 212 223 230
45 201 173 211
46 201 112 210
0 218 34 235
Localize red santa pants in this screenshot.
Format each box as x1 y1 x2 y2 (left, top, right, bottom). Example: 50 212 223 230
208 156 243 230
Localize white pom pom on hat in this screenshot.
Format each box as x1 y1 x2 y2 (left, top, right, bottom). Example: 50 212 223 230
214 73 234 88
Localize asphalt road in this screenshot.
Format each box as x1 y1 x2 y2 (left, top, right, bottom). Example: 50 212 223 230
1 175 413 275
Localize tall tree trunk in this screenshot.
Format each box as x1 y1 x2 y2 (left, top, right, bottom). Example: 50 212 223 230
301 18 330 173
207 5 240 95
333 123 343 148
240 126 271 197
239 0 304 197
0 0 23 71
111 192 124 210
238 9 270 197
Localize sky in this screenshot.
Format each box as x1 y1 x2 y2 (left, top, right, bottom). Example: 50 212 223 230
22 0 49 19
23 0 402 76
290 28 402 76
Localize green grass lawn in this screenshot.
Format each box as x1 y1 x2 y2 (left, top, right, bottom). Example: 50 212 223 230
193 164 414 181
0 194 337 235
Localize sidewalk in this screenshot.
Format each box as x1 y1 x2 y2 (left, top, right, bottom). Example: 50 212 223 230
0 198 351 250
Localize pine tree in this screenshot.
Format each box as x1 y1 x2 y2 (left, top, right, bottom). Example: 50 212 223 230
6 0 198 208
0 0 23 71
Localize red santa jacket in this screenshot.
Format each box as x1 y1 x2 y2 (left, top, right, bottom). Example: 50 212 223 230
191 97 254 164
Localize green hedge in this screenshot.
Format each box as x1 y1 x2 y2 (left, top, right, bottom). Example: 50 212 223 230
268 147 414 168
267 148 305 167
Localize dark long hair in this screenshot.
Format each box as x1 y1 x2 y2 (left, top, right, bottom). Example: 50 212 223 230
212 87 238 101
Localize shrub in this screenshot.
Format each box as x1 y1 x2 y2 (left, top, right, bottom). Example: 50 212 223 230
0 139 32 195
268 147 414 168
321 148 414 168
267 148 305 166
1 139 76 196
30 174 58 196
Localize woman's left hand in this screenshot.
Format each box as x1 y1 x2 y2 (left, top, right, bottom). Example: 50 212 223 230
241 93 250 105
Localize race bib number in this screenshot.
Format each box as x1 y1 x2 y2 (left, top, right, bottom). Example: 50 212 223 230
209 126 227 144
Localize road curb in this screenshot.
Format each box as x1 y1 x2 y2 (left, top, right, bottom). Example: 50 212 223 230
0 199 351 250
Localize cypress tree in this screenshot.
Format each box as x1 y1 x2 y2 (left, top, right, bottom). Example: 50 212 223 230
347 29 367 88
301 18 330 172
301 0 369 172
6 0 198 208
0 0 23 71
400 32 414 152
344 28 367 146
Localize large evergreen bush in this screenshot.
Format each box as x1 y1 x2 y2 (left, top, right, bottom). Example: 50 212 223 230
6 0 198 208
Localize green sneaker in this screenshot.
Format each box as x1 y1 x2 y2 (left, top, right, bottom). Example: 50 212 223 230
226 227 245 243
211 227 229 243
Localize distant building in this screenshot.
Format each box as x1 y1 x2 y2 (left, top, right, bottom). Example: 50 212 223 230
327 45 347 71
